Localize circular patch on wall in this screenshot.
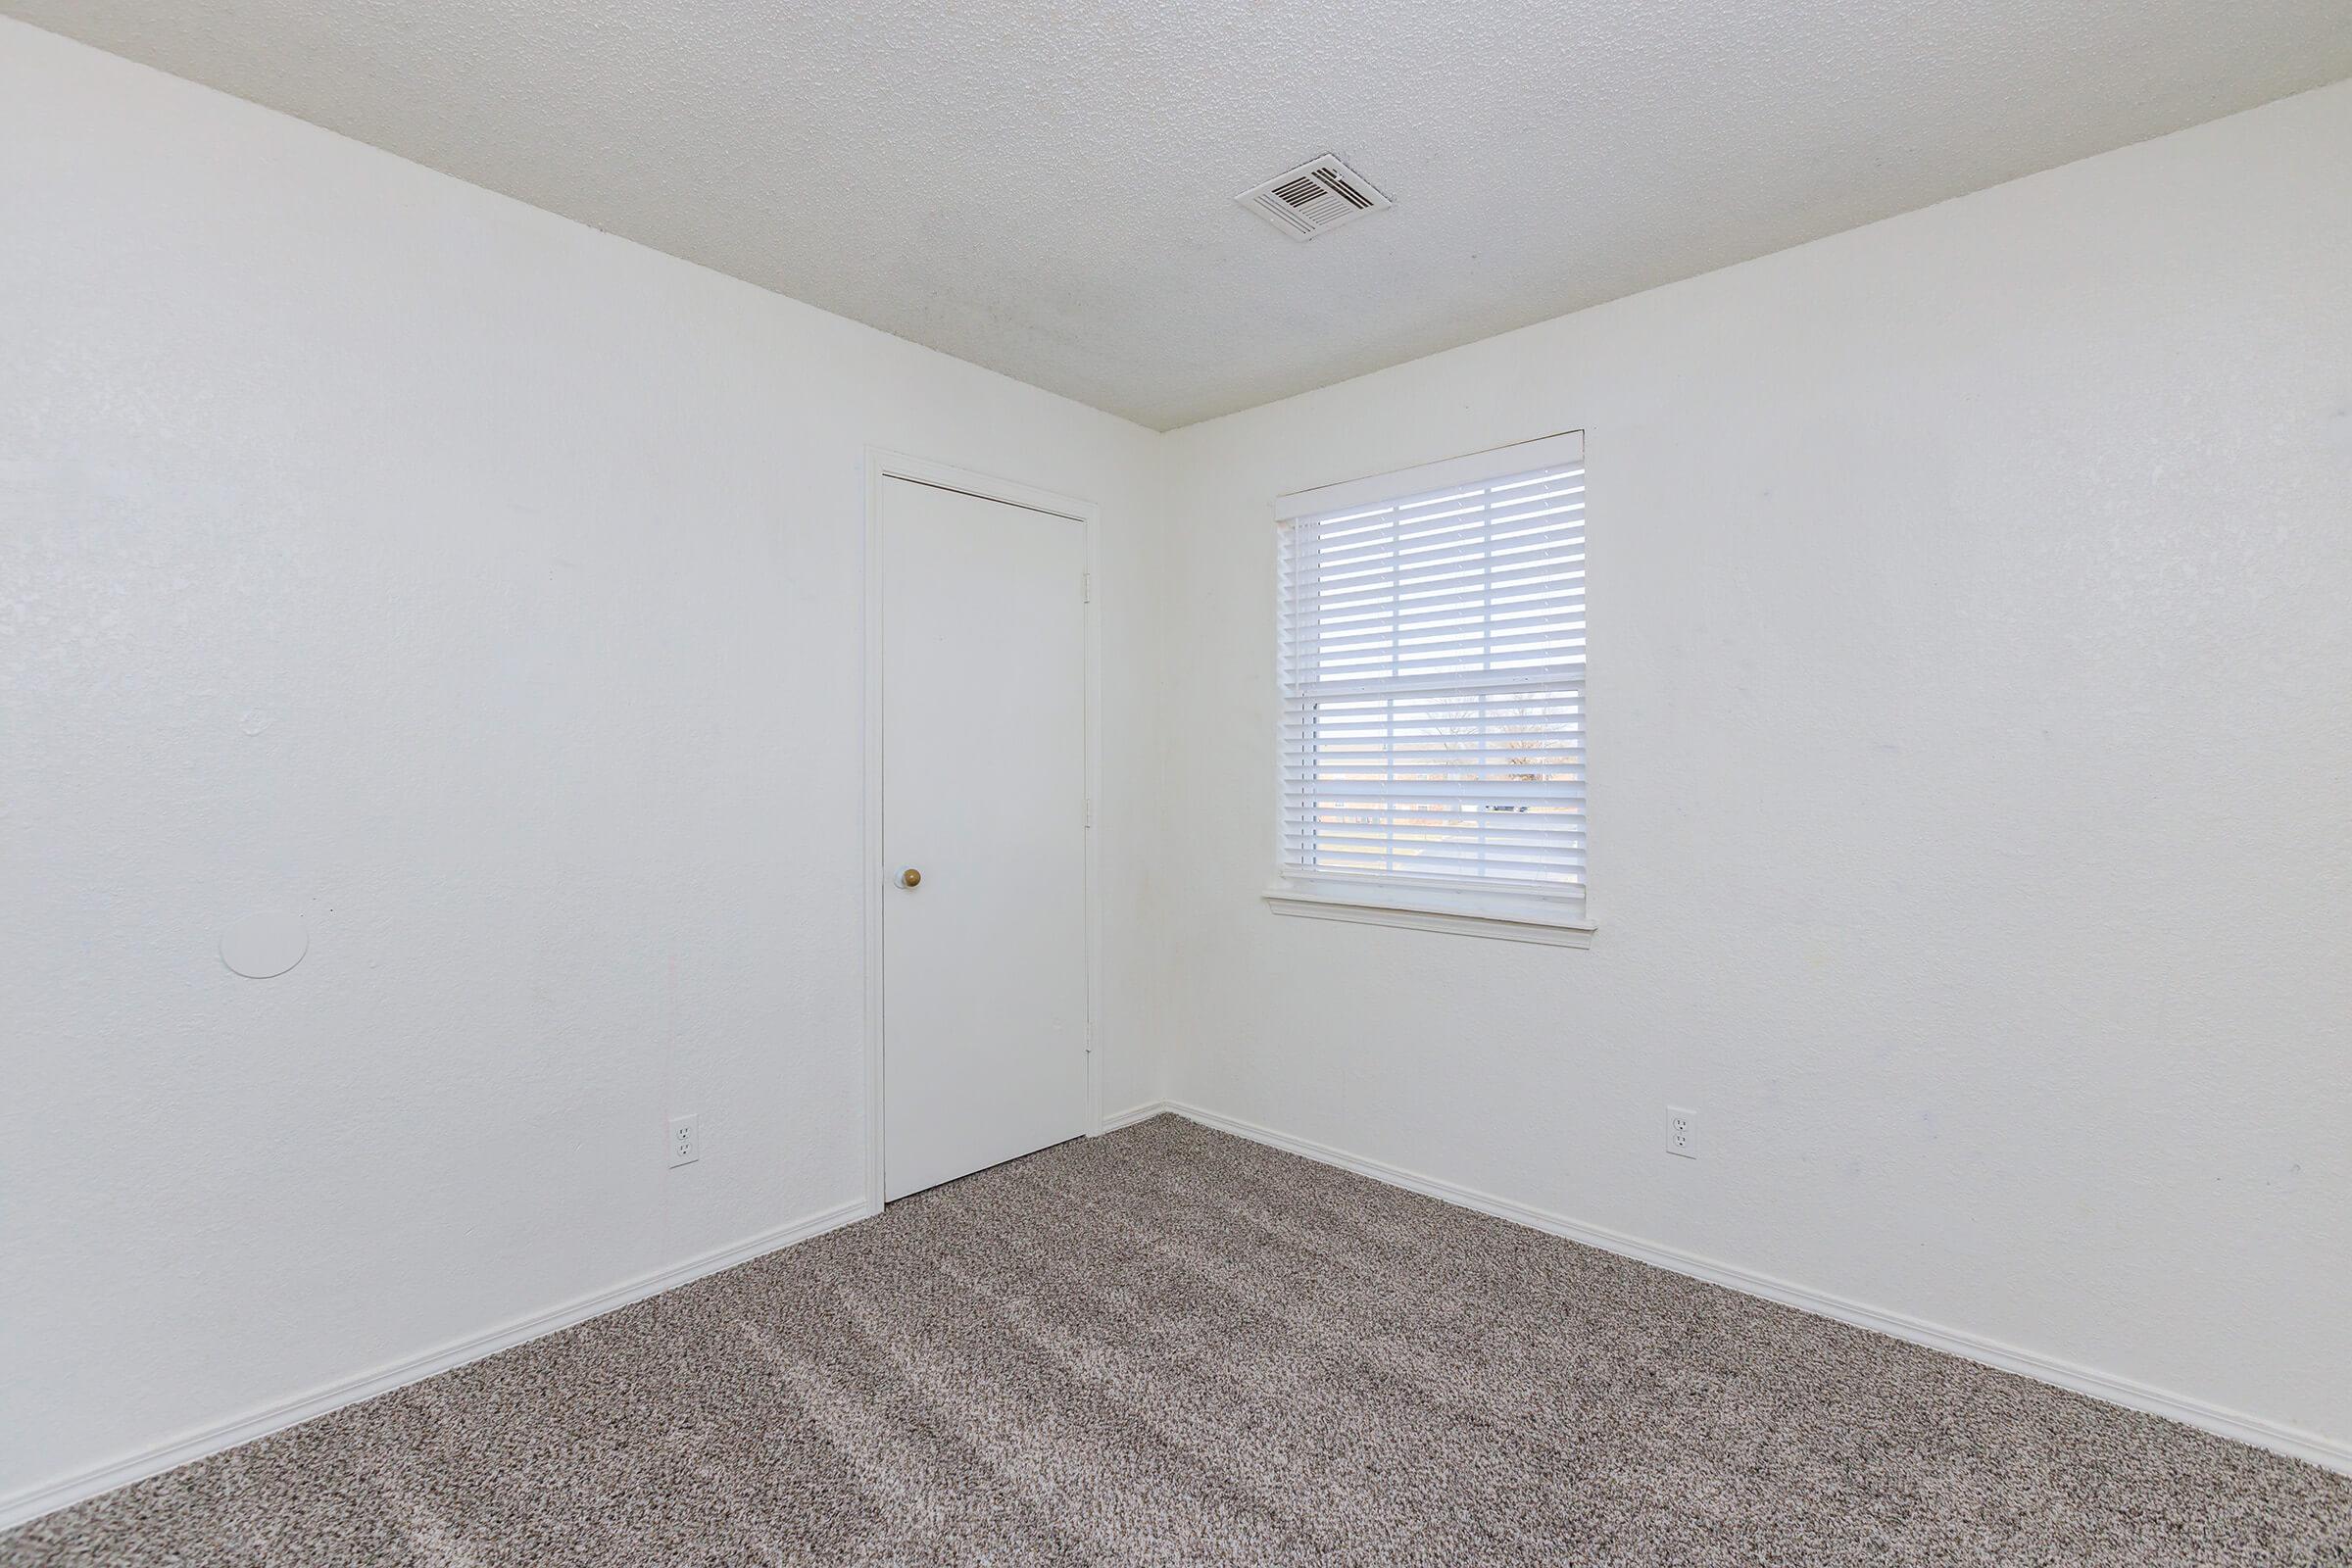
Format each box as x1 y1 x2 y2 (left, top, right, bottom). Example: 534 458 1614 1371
220 911 308 979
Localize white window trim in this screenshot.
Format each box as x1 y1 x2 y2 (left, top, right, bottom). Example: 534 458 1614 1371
1273 430 1585 519
1261 877 1595 947
1267 431 1592 946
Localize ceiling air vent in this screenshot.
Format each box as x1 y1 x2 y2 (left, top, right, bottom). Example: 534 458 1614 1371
1238 155 1391 241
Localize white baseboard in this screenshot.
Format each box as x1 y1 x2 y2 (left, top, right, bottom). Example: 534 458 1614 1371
16 1107 2340 1532
0 1196 873 1532
1125 1100 2351 1476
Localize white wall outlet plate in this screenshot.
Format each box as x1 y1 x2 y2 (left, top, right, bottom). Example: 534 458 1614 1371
667 1114 700 1168
1666 1106 1698 1159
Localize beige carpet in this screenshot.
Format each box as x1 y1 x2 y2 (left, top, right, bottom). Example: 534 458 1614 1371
7 1113 2346 1565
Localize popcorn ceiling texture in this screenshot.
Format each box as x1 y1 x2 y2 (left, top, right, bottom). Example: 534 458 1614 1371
5 0 2350 427
4 1118 2347 1566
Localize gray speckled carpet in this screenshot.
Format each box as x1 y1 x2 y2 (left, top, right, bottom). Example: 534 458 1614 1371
7 1113 2347 1565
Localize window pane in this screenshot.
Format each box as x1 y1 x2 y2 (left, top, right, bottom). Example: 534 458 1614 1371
1279 449 1586 901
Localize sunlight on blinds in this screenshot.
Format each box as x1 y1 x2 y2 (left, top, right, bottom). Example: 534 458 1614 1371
1278 441 1585 907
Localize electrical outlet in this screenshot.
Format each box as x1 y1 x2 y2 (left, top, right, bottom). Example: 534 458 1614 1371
1666 1106 1698 1159
667 1114 700 1168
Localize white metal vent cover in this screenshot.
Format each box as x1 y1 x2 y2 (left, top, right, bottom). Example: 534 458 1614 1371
1237 155 1391 240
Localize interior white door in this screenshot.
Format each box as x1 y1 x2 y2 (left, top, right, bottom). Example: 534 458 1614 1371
880 475 1089 1200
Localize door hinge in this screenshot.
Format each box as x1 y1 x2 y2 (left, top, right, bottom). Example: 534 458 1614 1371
1084 796 1095 827
1082 571 1092 604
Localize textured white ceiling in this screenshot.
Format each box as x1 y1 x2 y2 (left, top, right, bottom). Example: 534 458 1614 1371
11 2 2350 428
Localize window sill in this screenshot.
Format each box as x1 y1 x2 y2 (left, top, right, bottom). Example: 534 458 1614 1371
1261 884 1594 948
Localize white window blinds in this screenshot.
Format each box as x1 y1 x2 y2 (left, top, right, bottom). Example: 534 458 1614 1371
1276 433 1586 916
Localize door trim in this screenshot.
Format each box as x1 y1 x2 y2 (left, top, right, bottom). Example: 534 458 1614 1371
860 449 1104 1215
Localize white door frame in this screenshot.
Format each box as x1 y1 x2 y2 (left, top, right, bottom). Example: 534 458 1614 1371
860 449 1104 1215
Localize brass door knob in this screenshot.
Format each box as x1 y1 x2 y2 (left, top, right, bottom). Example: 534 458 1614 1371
898 867 922 889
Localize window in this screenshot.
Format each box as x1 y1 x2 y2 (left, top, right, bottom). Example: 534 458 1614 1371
1268 432 1589 944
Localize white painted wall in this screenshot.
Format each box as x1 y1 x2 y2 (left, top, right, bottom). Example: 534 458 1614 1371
0 20 1163 1507
6 7 2347 1517
1154 80 2352 1451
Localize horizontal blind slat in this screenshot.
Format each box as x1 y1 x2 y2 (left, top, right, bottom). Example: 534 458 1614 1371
1289 669 1584 702
1280 452 1588 906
